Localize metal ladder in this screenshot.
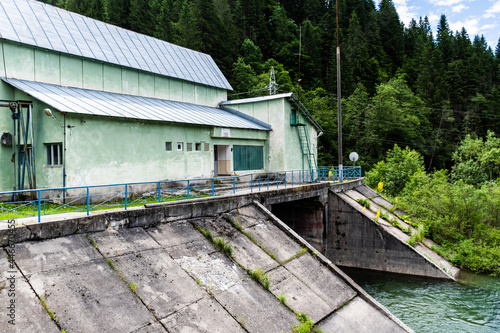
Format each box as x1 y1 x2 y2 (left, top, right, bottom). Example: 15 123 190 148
297 124 317 172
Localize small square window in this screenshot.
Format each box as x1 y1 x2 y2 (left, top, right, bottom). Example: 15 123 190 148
195 143 201 151
46 143 63 166
187 143 193 151
204 143 210 152
166 142 172 151
177 142 183 151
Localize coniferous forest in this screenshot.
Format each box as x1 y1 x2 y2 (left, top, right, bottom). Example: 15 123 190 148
39 0 500 274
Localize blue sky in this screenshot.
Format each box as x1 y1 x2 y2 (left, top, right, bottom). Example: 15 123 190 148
385 0 500 49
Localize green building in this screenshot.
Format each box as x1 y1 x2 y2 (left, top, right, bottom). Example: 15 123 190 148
0 0 321 193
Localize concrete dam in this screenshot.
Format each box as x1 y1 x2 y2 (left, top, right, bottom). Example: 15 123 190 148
0 180 458 332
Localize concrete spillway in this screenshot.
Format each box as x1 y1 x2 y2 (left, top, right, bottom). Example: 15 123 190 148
0 180 458 332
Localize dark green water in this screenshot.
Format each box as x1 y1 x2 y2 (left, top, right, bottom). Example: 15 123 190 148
341 268 500 333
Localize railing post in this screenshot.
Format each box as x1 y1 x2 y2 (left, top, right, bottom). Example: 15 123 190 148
291 171 294 187
285 171 287 188
187 180 190 199
158 181 161 203
86 187 90 215
267 173 269 190
212 178 215 196
258 174 261 192
277 172 279 189
233 177 236 194
38 190 41 222
251 175 253 193
124 185 128 210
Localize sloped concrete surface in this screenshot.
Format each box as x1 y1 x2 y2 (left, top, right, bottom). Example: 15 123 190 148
344 186 459 278
1 200 412 332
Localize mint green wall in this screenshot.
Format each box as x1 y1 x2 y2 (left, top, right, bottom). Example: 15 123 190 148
0 81 15 191
222 97 319 172
0 84 268 191
0 41 226 107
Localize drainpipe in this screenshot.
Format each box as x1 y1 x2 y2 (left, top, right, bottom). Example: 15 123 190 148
63 114 66 203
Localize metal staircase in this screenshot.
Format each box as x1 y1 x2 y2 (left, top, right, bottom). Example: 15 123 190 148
297 124 317 171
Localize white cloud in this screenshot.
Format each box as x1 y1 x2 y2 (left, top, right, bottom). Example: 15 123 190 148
428 0 465 6
449 18 480 35
452 4 468 13
393 0 419 25
484 0 500 18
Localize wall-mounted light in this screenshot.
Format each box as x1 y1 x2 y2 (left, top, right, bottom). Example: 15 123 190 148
43 108 63 127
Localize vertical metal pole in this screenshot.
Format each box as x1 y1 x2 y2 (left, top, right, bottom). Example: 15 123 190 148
212 178 215 196
267 173 269 190
336 0 343 183
86 187 90 215
292 171 294 187
187 180 190 199
233 177 236 194
251 175 253 193
158 181 161 203
276 172 279 189
37 189 41 222
124 185 128 210
285 171 287 188
259 174 261 192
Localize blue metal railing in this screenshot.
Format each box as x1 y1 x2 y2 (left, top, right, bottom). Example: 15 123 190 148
0 166 361 222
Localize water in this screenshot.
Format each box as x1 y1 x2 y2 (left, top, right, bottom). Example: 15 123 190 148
341 267 500 333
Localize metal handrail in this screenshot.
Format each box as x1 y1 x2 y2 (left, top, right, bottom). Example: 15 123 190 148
0 166 361 222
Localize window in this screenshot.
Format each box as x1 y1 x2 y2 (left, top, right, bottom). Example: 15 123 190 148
46 143 63 166
166 142 172 151
177 142 183 151
233 145 263 171
195 143 201 151
204 143 210 152
187 143 193 151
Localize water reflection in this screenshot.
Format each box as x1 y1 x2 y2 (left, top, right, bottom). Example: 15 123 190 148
340 267 500 333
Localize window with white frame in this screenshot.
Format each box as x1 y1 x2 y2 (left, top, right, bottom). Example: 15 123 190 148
177 142 183 151
46 143 63 166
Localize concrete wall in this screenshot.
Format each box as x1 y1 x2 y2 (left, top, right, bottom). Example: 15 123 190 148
0 40 226 107
326 192 451 279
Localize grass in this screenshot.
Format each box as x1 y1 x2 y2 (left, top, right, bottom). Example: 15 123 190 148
247 268 270 290
291 312 324 333
278 293 287 304
39 296 57 323
356 198 371 209
407 224 426 247
0 193 210 221
194 225 233 257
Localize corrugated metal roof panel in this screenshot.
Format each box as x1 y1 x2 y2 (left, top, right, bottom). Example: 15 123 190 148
0 0 232 91
2 78 267 130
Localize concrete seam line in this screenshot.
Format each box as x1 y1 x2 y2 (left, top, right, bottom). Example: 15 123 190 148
252 200 414 333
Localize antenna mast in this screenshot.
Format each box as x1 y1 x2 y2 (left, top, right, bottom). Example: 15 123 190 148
298 25 302 99
269 66 277 95
336 0 343 182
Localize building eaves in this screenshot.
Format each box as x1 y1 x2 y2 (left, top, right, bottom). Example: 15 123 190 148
0 0 232 91
2 78 268 131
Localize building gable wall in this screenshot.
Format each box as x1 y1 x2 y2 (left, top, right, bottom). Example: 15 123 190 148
0 41 227 107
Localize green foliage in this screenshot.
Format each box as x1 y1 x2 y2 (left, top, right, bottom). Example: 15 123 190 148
365 145 425 197
356 198 370 209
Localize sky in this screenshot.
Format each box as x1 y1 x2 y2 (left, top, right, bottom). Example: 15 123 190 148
385 0 500 49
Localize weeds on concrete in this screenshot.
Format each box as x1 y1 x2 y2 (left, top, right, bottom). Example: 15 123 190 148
407 224 426 247
247 268 270 290
356 198 370 209
195 225 234 257
278 293 287 304
281 247 308 265
388 218 402 229
39 296 58 323
291 312 324 333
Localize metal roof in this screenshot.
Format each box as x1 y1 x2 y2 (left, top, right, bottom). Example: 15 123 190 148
2 78 269 130
0 0 232 91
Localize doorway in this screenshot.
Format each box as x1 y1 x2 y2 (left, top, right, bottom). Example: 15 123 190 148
214 145 231 176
